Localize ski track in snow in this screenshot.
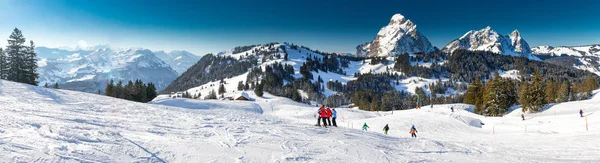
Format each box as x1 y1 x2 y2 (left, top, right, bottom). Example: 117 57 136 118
1 80 600 162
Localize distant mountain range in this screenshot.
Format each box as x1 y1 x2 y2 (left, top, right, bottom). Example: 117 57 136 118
35 46 201 92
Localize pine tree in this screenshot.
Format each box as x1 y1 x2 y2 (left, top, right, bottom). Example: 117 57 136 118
519 82 530 113
465 78 485 114
23 40 38 85
205 89 217 99
530 70 546 112
237 81 244 91
545 80 557 104
255 82 264 97
557 81 570 102
53 82 59 89
218 83 226 95
244 82 249 90
105 79 115 97
482 74 499 116
0 48 7 80
6 28 27 83
115 80 124 98
583 74 598 98
146 82 158 101
292 90 301 102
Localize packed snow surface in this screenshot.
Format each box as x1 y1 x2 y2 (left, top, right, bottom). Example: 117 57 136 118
1 80 599 162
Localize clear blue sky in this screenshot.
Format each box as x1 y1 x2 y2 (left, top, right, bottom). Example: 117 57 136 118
0 0 598 55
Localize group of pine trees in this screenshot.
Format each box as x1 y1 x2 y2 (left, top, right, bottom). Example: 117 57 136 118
105 79 158 102
465 70 599 116
0 28 39 85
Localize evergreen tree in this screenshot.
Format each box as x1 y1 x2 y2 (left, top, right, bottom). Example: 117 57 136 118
146 82 158 101
244 82 249 90
6 28 27 83
23 40 38 85
557 81 570 102
465 78 484 114
255 81 264 97
237 81 244 91
205 89 217 99
53 82 59 89
530 70 546 112
292 90 301 102
519 82 531 112
482 75 499 116
115 80 124 98
125 80 134 100
545 80 557 104
0 48 7 79
105 79 115 97
218 83 226 95
583 74 598 98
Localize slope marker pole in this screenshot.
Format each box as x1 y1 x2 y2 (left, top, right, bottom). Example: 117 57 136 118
586 117 588 131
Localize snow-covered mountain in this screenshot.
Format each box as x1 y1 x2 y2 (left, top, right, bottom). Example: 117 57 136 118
532 44 600 57
356 13 435 57
154 50 201 74
442 26 540 60
36 47 179 92
532 44 600 75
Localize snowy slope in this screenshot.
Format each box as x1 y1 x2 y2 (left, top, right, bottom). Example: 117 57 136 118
153 89 600 162
36 47 179 92
356 13 435 57
442 26 540 61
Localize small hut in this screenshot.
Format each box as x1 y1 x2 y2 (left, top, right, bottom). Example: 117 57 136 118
235 92 252 101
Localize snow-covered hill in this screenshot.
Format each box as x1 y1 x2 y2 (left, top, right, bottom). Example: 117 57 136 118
442 26 540 61
532 45 600 75
154 50 201 74
356 13 435 57
36 47 179 92
532 44 600 57
170 42 455 100
2 79 598 162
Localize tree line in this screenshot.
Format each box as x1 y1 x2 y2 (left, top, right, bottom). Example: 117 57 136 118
0 28 39 85
465 70 598 116
105 79 158 102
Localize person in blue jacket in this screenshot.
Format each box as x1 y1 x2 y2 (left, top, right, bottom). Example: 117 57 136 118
362 122 369 131
331 108 338 127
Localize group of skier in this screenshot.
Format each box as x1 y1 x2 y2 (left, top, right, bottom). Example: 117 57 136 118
316 105 419 137
316 105 337 127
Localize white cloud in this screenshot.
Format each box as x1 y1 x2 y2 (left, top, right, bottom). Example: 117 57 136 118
77 40 88 48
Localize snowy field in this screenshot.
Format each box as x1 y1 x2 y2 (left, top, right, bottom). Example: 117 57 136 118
1 80 599 162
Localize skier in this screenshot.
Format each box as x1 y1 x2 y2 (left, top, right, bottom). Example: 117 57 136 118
362 122 369 131
317 105 327 127
326 107 333 126
521 114 525 121
409 125 418 137
331 108 338 127
580 109 584 117
383 124 390 135
451 106 454 112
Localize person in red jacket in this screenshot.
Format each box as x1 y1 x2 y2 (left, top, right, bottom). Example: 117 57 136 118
326 107 332 126
319 106 328 127
316 105 325 127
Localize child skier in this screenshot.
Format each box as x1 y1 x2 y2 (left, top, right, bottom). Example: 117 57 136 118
331 108 338 127
362 122 369 131
521 114 525 121
409 125 418 137
383 124 390 135
580 109 584 117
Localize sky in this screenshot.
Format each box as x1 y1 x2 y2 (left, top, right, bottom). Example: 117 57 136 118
0 0 598 55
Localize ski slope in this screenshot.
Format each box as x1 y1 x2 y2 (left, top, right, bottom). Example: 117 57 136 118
1 80 599 162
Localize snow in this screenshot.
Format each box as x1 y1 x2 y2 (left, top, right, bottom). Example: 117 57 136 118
497 69 520 80
443 26 541 61
1 80 600 162
65 74 96 83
